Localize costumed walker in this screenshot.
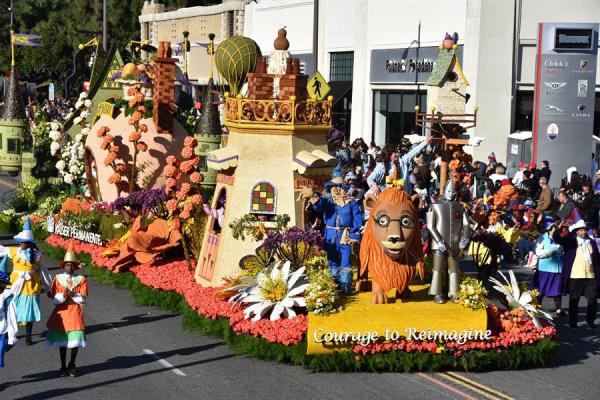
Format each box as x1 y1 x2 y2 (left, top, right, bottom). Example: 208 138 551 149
0 256 18 367
47 241 88 377
0 217 51 344
303 165 362 294
426 180 471 303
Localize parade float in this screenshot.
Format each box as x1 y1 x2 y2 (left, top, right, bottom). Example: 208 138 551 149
15 30 560 372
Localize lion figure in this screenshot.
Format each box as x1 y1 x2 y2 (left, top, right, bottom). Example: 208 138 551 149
359 188 424 304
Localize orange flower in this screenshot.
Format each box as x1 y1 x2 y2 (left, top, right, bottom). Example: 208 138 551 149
103 134 113 144
127 85 140 96
181 146 195 159
128 97 138 108
108 173 122 184
128 111 142 125
129 131 142 142
171 218 181 231
190 172 203 183
180 209 191 220
184 137 198 147
190 156 200 166
96 126 109 137
165 177 177 188
111 145 120 154
134 92 145 103
100 141 109 150
163 165 178 178
192 194 203 205
137 105 147 114
136 141 148 152
104 153 117 166
138 123 148 132
166 156 178 166
166 199 178 215
180 161 194 174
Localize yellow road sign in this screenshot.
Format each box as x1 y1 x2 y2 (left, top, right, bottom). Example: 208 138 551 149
307 71 331 100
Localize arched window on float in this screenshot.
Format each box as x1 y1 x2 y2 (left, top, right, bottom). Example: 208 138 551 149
249 181 277 221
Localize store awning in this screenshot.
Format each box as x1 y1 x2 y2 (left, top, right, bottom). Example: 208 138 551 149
207 147 239 170
292 149 337 175
329 81 352 106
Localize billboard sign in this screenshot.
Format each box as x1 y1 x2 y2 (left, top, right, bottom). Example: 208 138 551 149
532 23 598 188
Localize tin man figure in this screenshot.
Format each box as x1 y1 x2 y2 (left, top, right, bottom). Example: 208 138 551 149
426 180 471 304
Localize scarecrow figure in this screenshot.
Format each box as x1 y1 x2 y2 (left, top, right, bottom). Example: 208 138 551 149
301 165 362 294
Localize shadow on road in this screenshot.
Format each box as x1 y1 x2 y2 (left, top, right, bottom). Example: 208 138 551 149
0 342 231 398
85 313 180 335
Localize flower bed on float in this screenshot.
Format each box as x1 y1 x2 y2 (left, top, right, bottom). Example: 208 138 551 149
44 233 560 372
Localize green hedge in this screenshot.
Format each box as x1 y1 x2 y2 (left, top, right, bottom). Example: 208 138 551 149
40 240 560 372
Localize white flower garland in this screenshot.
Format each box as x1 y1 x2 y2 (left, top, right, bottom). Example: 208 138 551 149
51 91 93 185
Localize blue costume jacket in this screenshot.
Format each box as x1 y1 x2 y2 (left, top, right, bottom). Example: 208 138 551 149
310 196 362 292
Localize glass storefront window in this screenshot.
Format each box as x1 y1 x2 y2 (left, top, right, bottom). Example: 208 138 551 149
371 90 426 145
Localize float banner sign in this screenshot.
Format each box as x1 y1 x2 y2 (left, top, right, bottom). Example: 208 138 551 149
47 215 104 246
533 22 598 188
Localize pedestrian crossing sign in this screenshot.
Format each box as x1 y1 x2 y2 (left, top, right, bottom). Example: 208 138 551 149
307 71 331 100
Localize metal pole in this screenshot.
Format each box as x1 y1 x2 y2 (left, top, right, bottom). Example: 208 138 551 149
312 0 318 73
416 20 421 109
102 0 107 52
9 0 15 67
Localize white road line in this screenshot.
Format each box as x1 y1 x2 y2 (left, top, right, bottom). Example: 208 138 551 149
142 349 187 376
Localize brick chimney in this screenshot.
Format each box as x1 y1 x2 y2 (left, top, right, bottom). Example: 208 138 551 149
152 41 177 134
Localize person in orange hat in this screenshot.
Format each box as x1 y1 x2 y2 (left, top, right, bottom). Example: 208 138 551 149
46 242 88 377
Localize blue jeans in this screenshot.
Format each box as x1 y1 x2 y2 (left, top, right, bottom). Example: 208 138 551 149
0 332 7 367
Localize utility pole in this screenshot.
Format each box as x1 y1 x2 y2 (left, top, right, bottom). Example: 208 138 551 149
312 0 319 73
102 0 107 52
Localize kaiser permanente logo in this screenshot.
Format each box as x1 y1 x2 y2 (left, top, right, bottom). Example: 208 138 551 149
544 81 566 95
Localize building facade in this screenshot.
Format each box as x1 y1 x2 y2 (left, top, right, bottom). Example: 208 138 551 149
139 0 246 91
243 0 600 165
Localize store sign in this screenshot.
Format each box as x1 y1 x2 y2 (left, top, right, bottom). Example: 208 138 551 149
533 22 598 188
370 45 463 83
554 28 594 51
47 216 104 246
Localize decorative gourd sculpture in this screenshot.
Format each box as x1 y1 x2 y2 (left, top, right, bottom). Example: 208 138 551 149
274 27 290 51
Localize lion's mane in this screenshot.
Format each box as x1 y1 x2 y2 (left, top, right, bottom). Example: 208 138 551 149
359 188 423 293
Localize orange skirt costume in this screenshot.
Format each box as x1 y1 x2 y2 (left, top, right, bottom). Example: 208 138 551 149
46 274 88 348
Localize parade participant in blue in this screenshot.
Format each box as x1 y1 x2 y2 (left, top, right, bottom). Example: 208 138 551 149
0 217 51 345
0 256 18 367
301 165 362 294
530 218 564 316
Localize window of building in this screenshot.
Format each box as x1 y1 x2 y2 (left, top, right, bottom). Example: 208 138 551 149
514 90 533 132
228 11 234 37
250 182 276 215
372 90 426 146
329 52 354 82
7 138 20 154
